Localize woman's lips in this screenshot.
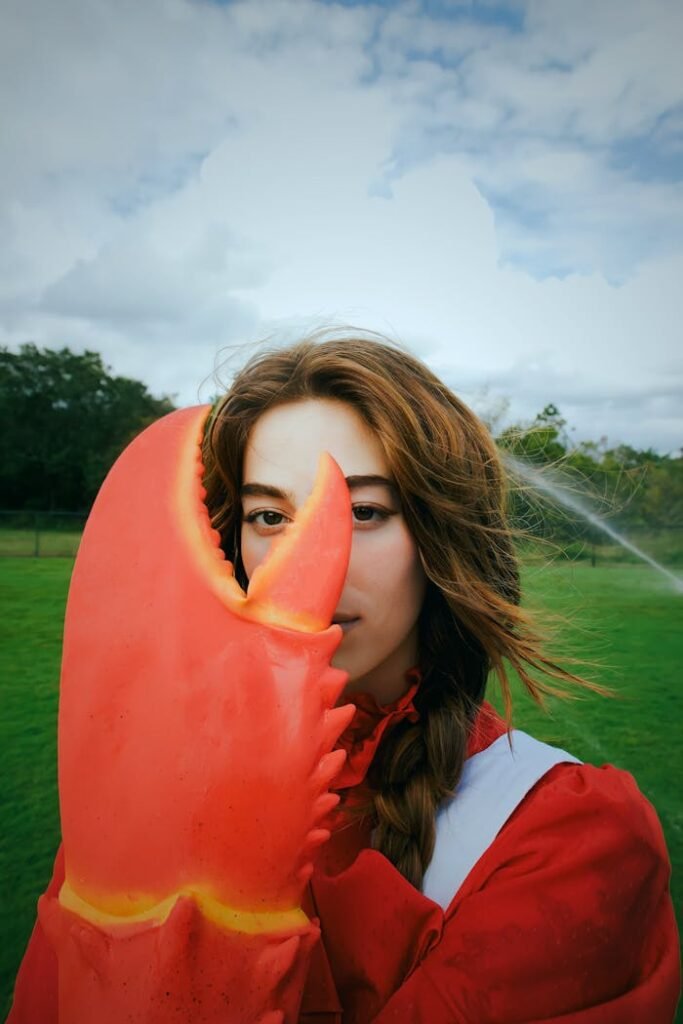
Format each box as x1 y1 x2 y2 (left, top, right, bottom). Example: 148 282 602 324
335 618 360 633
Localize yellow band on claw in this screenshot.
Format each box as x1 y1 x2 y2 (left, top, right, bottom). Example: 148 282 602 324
58 879 309 935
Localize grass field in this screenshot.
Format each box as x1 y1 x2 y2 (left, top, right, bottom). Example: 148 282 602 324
1 556 681 1018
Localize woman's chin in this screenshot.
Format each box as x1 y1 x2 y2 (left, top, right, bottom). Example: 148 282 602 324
331 650 362 687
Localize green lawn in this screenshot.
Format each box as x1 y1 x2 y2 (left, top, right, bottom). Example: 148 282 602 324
1 559 65 1018
1 557 681 1018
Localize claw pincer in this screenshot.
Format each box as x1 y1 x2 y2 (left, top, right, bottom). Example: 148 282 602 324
38 405 355 1022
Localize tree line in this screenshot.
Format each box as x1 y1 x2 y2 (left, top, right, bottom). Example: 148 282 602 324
0 345 174 511
497 404 682 556
1 346 681 553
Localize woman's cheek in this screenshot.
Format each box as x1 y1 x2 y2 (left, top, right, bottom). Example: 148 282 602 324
365 522 424 590
239 530 270 582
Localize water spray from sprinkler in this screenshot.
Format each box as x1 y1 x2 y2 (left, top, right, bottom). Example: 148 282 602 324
502 453 683 595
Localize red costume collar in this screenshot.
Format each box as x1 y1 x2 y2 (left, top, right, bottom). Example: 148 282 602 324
333 668 422 789
333 667 506 791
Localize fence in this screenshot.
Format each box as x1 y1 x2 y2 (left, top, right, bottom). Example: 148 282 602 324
0 510 87 557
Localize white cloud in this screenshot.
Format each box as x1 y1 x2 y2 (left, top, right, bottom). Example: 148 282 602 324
373 0 683 278
0 0 681 451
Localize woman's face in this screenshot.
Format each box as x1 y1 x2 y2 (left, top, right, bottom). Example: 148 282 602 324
240 398 427 703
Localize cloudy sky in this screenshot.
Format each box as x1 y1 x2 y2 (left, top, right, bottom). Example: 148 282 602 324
2 0 682 452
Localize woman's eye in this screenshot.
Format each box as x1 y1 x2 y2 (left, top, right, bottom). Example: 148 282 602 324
244 510 289 530
352 505 389 525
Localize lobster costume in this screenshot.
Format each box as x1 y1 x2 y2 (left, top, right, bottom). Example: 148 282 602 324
8 408 681 1022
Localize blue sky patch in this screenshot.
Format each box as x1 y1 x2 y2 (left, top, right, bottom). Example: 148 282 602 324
609 107 683 184
315 0 525 32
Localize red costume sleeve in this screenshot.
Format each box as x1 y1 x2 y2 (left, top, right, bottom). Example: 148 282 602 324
311 763 681 1023
8 845 320 1024
6 847 62 1024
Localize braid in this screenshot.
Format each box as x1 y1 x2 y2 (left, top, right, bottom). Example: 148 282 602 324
362 583 487 890
368 680 470 889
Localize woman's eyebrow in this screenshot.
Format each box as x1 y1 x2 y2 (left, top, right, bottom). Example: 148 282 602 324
241 475 398 502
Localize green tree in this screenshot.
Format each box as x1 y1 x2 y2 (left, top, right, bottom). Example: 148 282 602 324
497 403 569 467
497 404 576 542
0 345 175 511
496 405 683 561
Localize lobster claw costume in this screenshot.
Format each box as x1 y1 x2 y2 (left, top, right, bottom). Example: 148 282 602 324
37 405 356 1023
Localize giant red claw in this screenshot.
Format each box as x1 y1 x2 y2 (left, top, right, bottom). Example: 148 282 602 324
38 405 355 1023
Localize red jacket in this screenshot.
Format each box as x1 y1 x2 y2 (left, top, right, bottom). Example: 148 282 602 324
8 687 681 1023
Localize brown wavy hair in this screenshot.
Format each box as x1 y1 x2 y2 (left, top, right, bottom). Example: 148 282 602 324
202 331 601 890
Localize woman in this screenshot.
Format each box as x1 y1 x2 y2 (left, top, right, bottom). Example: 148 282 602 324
9 332 680 1022
201 332 679 1021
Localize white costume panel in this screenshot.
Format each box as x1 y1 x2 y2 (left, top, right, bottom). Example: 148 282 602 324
421 730 581 911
